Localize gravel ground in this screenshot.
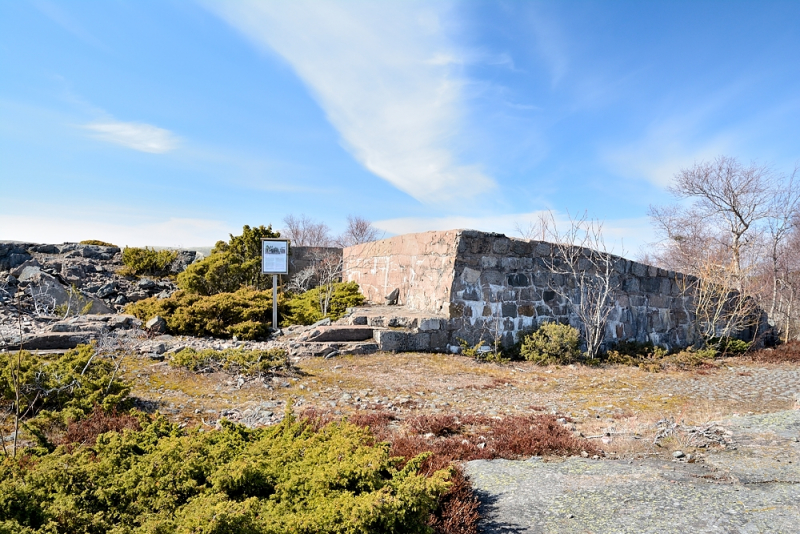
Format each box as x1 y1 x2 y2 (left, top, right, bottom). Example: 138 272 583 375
465 410 800 534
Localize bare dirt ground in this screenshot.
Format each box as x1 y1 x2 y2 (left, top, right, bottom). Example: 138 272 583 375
120 350 800 462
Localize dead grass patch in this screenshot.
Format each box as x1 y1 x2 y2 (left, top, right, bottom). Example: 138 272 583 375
297 408 597 534
750 341 800 363
60 406 141 447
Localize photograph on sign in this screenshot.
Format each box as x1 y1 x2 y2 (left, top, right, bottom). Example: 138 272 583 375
261 239 289 274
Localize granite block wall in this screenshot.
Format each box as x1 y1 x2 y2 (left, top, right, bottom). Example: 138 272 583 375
342 231 459 315
449 230 696 350
342 229 719 351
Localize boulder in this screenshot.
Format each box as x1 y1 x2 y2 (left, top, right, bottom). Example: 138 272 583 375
0 243 33 271
169 250 197 274
108 314 138 330
127 291 148 302
137 278 156 290
22 272 112 315
20 332 91 350
96 282 118 298
304 326 374 343
17 265 42 282
30 244 59 254
145 315 167 334
10 259 42 279
385 288 400 305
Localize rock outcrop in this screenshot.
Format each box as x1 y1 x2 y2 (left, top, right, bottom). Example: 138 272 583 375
0 242 198 349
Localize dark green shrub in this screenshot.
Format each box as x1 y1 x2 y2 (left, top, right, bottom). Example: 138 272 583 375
519 323 581 365
605 340 717 371
0 414 450 534
79 239 116 247
120 247 177 277
283 281 365 325
706 336 751 355
127 288 286 340
170 347 288 376
178 224 280 295
0 345 131 424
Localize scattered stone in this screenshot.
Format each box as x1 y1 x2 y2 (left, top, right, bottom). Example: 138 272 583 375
385 288 399 305
96 282 118 298
137 278 156 290
672 450 685 459
145 316 167 334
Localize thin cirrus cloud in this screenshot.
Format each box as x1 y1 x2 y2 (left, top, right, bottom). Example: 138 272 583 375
205 0 495 203
82 120 180 154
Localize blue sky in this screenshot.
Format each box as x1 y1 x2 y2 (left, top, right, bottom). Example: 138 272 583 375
2 1 799 255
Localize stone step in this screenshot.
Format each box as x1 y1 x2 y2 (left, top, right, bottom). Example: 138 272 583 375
343 313 446 331
300 325 374 343
287 340 379 358
373 328 449 353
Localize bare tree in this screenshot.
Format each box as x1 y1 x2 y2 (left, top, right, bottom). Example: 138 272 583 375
313 251 344 317
679 261 761 347
542 211 621 359
335 215 379 247
514 213 550 241
650 156 800 341
769 223 800 341
657 156 775 279
28 283 57 317
286 265 317 294
282 214 333 247
765 169 800 318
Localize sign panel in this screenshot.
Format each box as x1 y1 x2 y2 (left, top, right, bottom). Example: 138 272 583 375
261 238 289 274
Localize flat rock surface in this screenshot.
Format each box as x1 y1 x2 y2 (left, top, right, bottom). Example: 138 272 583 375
465 410 800 534
304 325 374 342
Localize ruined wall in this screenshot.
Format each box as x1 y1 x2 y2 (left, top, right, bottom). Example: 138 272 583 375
449 230 696 349
343 231 460 315
343 230 710 350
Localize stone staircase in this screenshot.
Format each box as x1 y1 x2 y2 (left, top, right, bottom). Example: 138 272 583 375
285 305 452 357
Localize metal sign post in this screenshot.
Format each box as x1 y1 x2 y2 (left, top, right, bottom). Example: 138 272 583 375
272 275 278 329
261 238 290 331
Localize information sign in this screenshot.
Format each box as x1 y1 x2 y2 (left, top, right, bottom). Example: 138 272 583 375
261 238 289 274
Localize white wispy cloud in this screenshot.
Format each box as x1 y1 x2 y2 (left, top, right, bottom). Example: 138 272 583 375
374 211 653 256
603 117 735 188
31 0 106 49
205 0 495 203
83 120 180 153
525 5 569 86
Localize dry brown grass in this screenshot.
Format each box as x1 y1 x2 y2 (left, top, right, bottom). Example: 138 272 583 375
60 406 141 446
750 341 800 363
296 407 597 534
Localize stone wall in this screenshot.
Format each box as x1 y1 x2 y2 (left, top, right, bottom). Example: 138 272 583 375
289 246 342 279
343 231 460 316
449 230 695 350
342 230 716 351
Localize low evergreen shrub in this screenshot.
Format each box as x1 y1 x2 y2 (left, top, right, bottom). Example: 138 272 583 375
170 347 288 376
126 288 283 340
283 281 365 325
177 224 280 295
605 340 718 371
706 336 751 355
0 345 131 424
0 414 450 534
120 247 177 277
519 323 582 365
